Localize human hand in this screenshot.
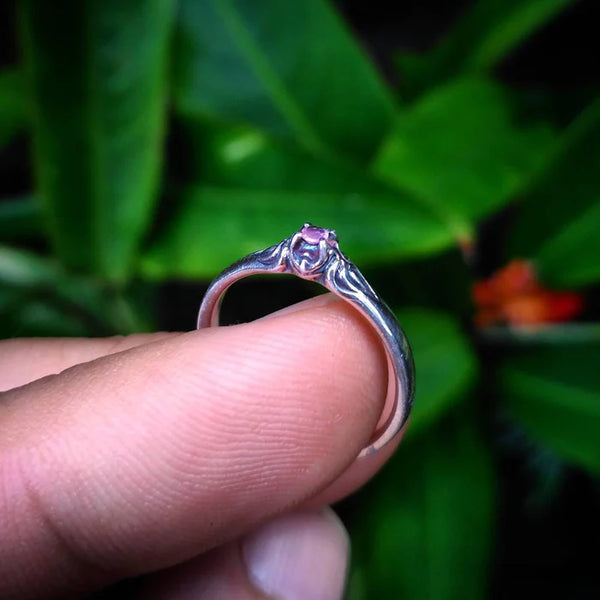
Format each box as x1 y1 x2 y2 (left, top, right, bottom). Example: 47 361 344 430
0 294 400 599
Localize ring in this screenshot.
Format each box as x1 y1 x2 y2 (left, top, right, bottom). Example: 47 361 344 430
197 223 415 458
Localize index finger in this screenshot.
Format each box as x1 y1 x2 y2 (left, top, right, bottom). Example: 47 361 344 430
0 297 387 598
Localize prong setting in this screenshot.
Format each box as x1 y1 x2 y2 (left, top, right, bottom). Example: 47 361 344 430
289 223 340 276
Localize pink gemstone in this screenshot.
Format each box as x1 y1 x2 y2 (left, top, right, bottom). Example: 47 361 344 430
301 224 328 244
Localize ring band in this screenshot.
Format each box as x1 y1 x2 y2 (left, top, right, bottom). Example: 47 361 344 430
197 223 415 458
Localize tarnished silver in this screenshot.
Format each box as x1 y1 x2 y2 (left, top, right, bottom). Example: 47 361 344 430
197 223 415 458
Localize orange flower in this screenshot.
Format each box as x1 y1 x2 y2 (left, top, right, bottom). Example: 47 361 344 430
473 260 584 327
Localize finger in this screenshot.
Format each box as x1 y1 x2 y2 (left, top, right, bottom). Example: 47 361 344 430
0 333 179 391
0 296 404 509
0 297 386 598
242 507 349 600
135 508 349 600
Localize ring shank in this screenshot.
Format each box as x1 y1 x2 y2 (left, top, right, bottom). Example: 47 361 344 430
197 251 414 459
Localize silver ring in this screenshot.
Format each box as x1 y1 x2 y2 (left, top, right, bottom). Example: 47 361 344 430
197 223 415 459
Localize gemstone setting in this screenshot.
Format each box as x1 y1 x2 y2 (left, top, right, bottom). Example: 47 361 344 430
289 223 338 274
301 224 328 244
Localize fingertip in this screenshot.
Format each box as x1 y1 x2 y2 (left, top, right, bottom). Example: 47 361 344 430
242 508 349 600
134 508 349 600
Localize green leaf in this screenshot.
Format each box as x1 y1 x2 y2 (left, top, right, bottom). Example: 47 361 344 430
374 78 554 238
0 245 150 335
0 69 26 149
141 186 454 279
508 99 600 287
397 0 574 96
398 309 477 435
173 0 396 161
500 340 600 473
20 0 175 282
0 197 43 240
0 244 59 287
0 293 92 339
187 123 398 194
144 124 457 279
354 409 495 599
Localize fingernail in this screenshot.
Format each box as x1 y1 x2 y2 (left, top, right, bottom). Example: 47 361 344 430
242 508 349 600
258 293 341 321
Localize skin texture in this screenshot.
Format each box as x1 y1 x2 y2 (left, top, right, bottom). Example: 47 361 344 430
0 295 401 599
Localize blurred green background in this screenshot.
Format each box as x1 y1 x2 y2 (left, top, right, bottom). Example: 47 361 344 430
1 0 599 597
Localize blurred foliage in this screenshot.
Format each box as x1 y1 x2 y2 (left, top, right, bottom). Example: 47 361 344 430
1 0 599 598
20 0 175 282
396 0 574 97
173 0 396 161
354 407 496 599
501 341 600 473
0 69 25 147
375 78 554 237
395 308 477 437
508 98 600 287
